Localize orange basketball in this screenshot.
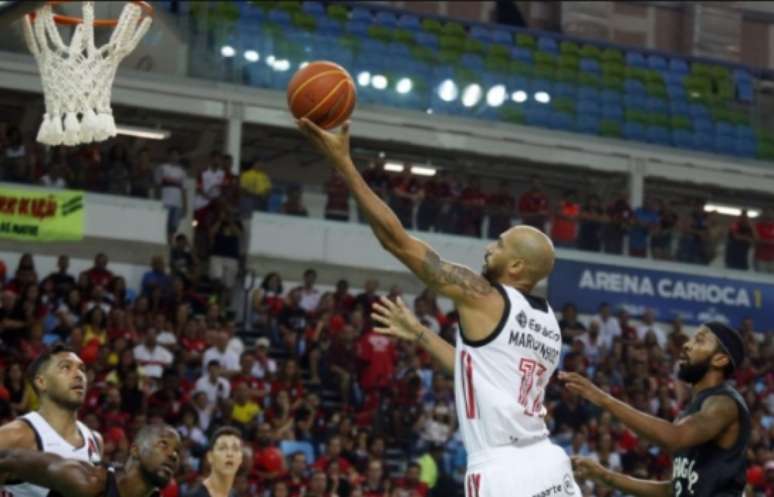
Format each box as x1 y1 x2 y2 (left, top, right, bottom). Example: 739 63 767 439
287 60 356 130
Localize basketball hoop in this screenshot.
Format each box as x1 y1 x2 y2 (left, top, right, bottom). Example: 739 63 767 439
22 1 153 146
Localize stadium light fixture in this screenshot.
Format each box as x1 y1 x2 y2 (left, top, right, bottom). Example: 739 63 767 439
704 203 761 218
115 125 170 140
357 71 371 87
273 59 290 71
266 54 276 66
462 83 482 107
410 165 436 176
486 84 507 107
221 45 235 58
372 74 388 90
438 79 458 102
426 108 433 114
535 91 551 104
244 50 259 62
299 61 309 69
396 77 413 94
512 90 528 103
384 161 404 172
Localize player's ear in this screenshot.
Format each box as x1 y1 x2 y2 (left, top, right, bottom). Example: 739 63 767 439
711 351 731 371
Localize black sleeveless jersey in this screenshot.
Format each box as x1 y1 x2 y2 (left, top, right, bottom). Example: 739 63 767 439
671 384 749 497
105 469 121 497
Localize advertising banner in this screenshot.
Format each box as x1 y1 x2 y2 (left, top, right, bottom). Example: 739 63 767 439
0 187 84 241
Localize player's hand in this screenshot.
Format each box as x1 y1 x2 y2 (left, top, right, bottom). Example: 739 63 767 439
297 117 351 165
571 456 606 481
371 296 424 342
558 371 608 406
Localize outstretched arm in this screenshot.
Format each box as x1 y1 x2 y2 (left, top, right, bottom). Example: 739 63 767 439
560 372 738 453
371 296 454 374
297 119 494 307
572 457 672 497
0 449 104 497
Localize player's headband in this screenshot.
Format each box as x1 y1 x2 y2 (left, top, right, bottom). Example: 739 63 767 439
704 321 744 370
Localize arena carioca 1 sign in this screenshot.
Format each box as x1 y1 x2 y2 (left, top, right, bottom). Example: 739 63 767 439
0 186 84 241
548 259 772 329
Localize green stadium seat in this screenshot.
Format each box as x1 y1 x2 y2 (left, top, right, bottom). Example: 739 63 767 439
602 75 624 91
393 29 415 45
367 25 391 41
421 18 443 35
326 3 348 22
534 64 555 80
464 37 486 55
509 61 534 78
411 46 436 63
601 47 624 63
560 41 580 56
579 72 601 87
710 65 730 81
601 62 625 79
534 51 556 67
501 106 525 124
600 119 622 137
516 33 536 49
556 68 578 83
443 21 466 38
488 44 510 60
558 54 579 70
646 83 667 98
671 115 691 129
651 112 670 127
439 35 464 52
580 44 602 59
553 97 576 113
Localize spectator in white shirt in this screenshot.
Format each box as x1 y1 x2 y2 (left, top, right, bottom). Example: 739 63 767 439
295 268 321 313
635 308 667 349
202 329 240 375
224 321 244 357
253 337 277 379
577 320 609 364
133 328 174 379
415 298 440 335
191 390 214 432
591 302 621 345
194 360 232 406
155 147 188 237
194 152 226 217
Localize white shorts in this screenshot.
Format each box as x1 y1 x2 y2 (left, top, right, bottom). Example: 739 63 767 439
465 440 582 497
209 256 239 287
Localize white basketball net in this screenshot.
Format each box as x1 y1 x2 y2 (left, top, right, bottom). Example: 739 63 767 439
22 2 152 146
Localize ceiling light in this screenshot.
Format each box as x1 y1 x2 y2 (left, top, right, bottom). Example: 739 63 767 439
462 84 482 107
357 71 371 87
115 125 170 140
244 50 259 62
438 79 458 102
535 91 551 104
512 90 528 103
704 203 760 218
273 59 290 71
372 74 388 90
221 45 235 58
383 161 404 172
396 77 413 94
410 165 436 176
486 84 507 107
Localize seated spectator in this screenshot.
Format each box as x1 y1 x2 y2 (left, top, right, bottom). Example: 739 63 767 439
558 303 586 347
313 435 352 473
486 180 515 240
357 324 397 394
725 210 754 270
82 252 113 289
635 309 667 349
281 185 309 217
239 157 272 216
754 207 774 273
590 302 621 345
195 360 231 406
141 256 172 299
40 161 69 189
361 459 388 497
133 328 173 380
253 337 278 379
83 306 108 346
230 382 261 428
43 255 75 301
155 147 187 237
576 321 608 364
324 170 350 222
518 175 549 232
630 198 660 257
202 329 240 375
394 462 429 497
576 194 605 252
550 190 580 248
272 359 305 403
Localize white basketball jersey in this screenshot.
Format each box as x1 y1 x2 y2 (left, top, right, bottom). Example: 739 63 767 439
454 284 562 456
1 412 101 497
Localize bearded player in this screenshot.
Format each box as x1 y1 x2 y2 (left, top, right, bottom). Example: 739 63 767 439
562 322 749 497
0 345 103 497
297 118 580 497
0 424 180 497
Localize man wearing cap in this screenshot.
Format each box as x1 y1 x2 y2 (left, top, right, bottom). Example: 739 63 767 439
561 321 749 497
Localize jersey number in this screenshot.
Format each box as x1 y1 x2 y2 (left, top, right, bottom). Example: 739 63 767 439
518 358 547 416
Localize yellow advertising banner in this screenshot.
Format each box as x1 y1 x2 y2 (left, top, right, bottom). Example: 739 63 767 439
0 187 84 241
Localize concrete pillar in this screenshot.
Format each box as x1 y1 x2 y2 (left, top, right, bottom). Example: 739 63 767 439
225 102 244 174
629 158 646 208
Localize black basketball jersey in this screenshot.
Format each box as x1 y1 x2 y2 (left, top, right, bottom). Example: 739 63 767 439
105 469 121 497
671 384 749 497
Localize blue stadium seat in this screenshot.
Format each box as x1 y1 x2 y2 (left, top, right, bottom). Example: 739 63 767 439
735 138 757 157
374 11 398 27
601 89 622 105
714 135 736 155
602 104 624 121
667 84 685 99
671 129 694 149
577 99 600 116
492 29 512 45
578 86 599 101
524 103 552 127
461 53 484 70
647 97 667 113
554 83 577 99
580 58 601 74
268 9 292 25
623 121 646 140
302 1 324 16
669 57 689 74
511 47 533 63
624 93 648 110
662 72 684 86
647 126 670 145
470 26 493 44
529 79 555 94
624 79 646 95
715 122 735 138
550 111 575 130
732 68 753 85
362 38 389 56
576 114 601 134
669 100 690 116
350 6 372 23
692 118 713 133
736 124 755 140
647 55 667 71
626 51 646 68
693 133 714 152
689 103 709 119
280 440 315 464
397 14 421 30
346 20 369 37
538 36 559 54
415 31 439 50
737 82 753 103
317 17 343 35
388 42 410 58
508 75 529 94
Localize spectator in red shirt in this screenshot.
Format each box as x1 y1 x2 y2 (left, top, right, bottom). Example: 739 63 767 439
282 452 310 497
550 190 581 248
416 170 450 232
361 459 388 497
394 462 429 497
518 176 550 232
231 350 269 402
333 279 355 314
305 471 332 497
357 328 397 393
459 176 486 237
602 194 633 255
272 359 305 403
754 207 774 273
313 435 352 473
486 180 515 239
389 168 421 229
253 422 285 483
324 171 350 222
82 252 113 289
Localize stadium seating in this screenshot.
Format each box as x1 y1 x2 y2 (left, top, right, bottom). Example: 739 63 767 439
177 1 770 161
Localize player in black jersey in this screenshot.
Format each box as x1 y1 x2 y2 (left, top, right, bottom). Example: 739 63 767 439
0 424 180 497
561 321 749 497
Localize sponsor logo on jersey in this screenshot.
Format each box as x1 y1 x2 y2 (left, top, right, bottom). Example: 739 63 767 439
563 474 574 495
517 310 528 328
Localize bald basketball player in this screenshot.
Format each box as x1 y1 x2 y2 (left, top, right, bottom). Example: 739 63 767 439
0 424 181 497
298 119 580 497
0 345 103 497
